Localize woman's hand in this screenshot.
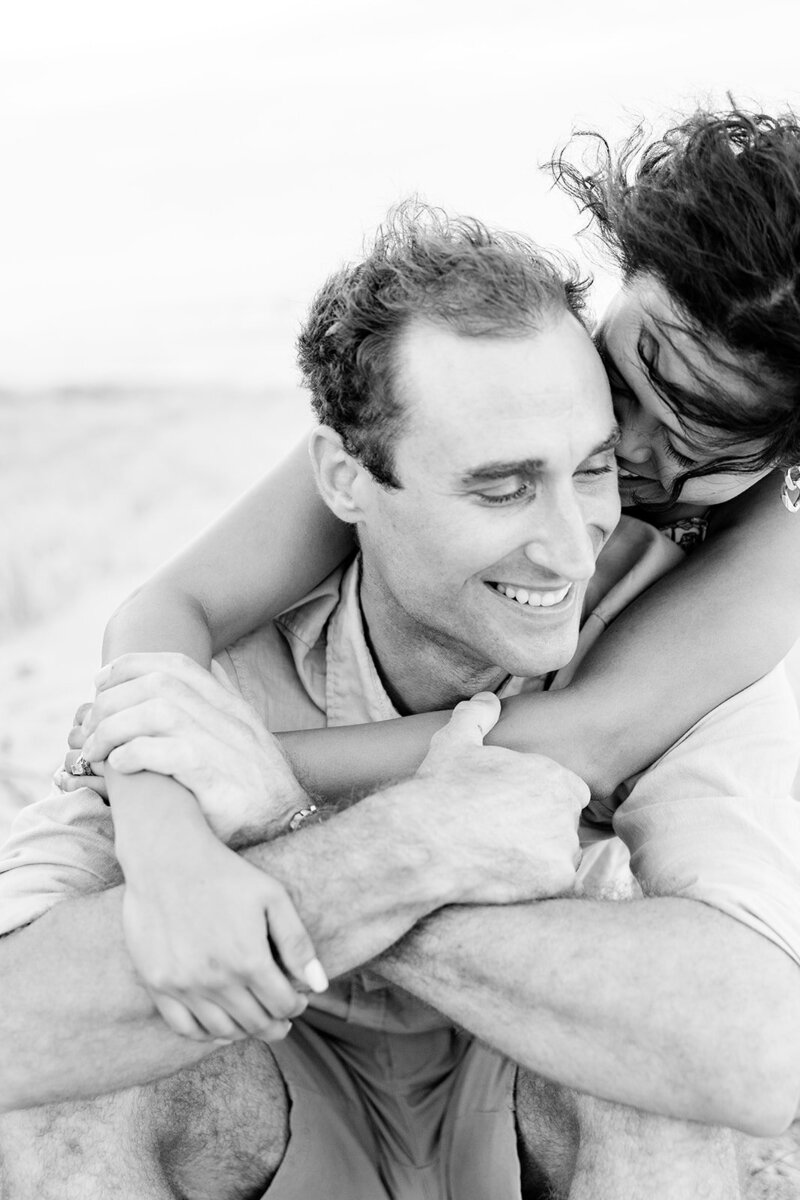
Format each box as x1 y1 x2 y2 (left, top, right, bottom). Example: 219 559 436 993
65 652 310 846
122 822 327 1043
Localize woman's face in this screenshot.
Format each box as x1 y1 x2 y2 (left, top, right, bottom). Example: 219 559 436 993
596 275 773 507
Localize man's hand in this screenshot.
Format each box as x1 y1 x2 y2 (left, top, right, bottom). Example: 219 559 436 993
410 692 589 905
73 652 308 846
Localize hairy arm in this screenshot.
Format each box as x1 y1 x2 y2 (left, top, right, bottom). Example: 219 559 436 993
377 665 800 1138
379 894 800 1137
0 694 584 1111
280 473 800 799
0 784 448 1112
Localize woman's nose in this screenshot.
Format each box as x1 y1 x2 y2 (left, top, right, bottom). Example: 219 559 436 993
616 415 654 465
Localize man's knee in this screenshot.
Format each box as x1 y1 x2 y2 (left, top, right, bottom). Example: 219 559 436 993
569 1095 743 1199
514 1072 580 1197
154 1039 289 1199
0 1089 159 1198
0 1041 290 1200
515 1073 743 1200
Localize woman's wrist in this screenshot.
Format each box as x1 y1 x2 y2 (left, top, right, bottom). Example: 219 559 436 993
108 769 211 875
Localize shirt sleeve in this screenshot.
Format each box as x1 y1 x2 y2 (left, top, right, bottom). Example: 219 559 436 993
0 776 121 937
613 664 800 965
0 659 245 938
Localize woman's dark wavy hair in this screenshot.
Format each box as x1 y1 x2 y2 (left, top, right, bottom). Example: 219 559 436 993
550 105 800 501
297 201 589 487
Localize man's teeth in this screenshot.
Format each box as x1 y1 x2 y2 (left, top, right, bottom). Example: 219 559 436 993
617 467 641 479
494 582 571 608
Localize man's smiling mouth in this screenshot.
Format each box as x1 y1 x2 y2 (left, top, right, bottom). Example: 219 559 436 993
488 581 572 609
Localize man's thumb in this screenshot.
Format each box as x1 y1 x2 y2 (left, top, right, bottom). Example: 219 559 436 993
441 692 501 746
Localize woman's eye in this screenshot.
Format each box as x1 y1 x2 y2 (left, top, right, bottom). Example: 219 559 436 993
662 437 697 470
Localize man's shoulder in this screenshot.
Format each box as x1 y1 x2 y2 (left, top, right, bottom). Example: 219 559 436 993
212 560 356 731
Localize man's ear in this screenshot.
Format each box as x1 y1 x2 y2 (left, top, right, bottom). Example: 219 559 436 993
308 426 371 524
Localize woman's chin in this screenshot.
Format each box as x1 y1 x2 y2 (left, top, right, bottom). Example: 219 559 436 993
617 476 670 507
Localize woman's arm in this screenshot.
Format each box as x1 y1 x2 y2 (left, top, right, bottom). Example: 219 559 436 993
101 434 353 888
95 437 353 1037
279 472 800 800
103 437 354 665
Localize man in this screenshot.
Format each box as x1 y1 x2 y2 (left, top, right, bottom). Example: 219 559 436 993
1 207 800 1200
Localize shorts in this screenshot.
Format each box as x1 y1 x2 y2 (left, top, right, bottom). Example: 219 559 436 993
266 1008 521 1200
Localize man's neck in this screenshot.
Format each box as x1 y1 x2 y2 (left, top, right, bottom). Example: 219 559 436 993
357 565 510 715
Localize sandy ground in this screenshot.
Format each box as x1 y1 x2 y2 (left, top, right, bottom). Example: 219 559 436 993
4 386 800 1192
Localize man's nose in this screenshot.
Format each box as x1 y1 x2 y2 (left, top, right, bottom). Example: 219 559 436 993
522 491 597 582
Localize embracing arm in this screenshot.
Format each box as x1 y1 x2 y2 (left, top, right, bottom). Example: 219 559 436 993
379 662 800 1137
0 694 583 1111
104 437 352 663
379 894 800 1137
99 431 351 823
97 439 353 930
0 783 449 1112
280 473 800 799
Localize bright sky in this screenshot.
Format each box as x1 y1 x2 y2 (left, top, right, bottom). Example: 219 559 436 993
2 0 799 387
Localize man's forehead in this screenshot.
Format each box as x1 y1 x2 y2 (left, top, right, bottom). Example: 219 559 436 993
396 313 608 411
391 319 614 481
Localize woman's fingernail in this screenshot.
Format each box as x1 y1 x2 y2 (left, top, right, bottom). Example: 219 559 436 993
94 666 110 688
304 958 328 993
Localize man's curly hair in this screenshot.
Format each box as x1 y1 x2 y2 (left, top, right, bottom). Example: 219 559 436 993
550 105 800 498
297 202 589 487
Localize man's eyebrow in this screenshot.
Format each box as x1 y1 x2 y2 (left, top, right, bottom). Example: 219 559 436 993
460 458 545 484
587 427 622 457
460 430 620 485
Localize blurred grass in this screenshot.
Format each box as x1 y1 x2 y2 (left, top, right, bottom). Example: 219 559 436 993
1 387 309 636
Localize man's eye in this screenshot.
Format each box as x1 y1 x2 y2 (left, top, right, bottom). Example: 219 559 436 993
478 481 536 505
575 465 614 480
575 457 615 480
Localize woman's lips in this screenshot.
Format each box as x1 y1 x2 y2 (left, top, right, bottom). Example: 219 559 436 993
616 461 657 482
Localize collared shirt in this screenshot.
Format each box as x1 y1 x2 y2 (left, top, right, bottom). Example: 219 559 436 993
1 518 800 1031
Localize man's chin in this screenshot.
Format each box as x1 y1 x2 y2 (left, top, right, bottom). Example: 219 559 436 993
491 625 581 682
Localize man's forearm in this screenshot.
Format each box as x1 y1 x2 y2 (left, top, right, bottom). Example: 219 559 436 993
0 783 450 1112
240 787 452 978
0 886 210 1111
378 896 800 1137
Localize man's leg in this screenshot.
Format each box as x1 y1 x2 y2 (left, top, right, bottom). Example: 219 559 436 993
0 1040 289 1200
515 1071 744 1200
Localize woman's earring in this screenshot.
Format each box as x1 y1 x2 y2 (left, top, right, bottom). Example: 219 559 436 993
781 465 800 513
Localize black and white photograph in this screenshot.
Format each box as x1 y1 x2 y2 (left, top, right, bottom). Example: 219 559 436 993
2 1 800 1196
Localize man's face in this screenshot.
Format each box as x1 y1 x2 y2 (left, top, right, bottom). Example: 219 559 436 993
356 312 621 687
